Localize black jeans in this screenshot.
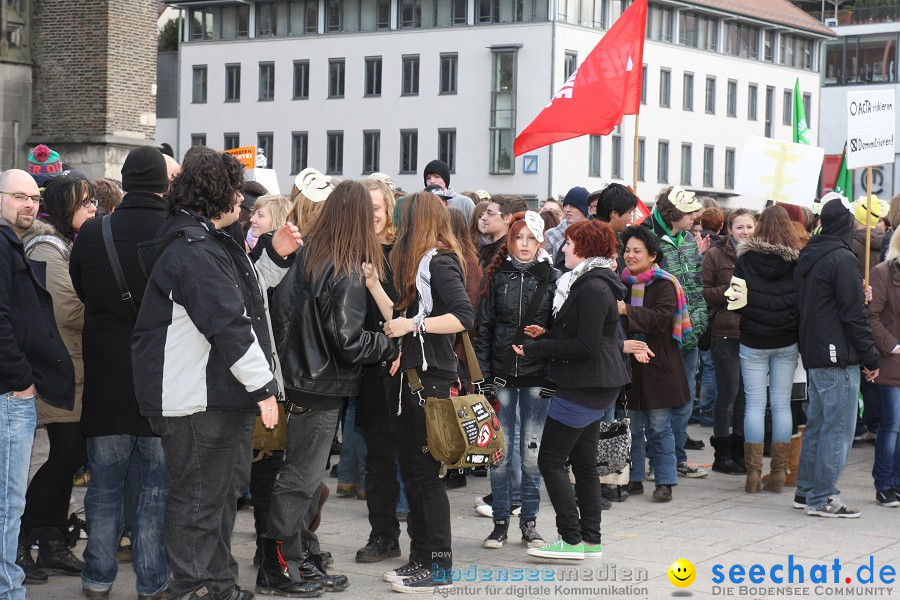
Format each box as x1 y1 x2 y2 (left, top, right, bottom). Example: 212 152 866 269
397 376 453 571
712 338 745 438
363 431 401 541
148 410 254 599
21 422 87 539
249 450 284 538
538 415 603 546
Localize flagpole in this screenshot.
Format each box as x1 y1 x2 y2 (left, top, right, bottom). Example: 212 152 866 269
864 166 873 300
632 113 640 193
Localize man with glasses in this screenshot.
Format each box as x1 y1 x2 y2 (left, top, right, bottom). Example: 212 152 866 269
0 169 75 599
477 194 528 267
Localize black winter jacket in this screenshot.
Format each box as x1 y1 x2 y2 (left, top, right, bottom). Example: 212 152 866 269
133 210 285 417
524 267 630 395
732 238 799 349
0 224 75 407
795 234 880 370
474 260 560 386
271 246 399 410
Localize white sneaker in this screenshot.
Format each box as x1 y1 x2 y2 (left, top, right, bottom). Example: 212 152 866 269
806 497 860 518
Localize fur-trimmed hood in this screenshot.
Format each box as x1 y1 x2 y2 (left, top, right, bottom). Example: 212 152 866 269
737 238 800 262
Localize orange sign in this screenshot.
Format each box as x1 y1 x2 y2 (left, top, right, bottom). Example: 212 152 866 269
225 145 256 170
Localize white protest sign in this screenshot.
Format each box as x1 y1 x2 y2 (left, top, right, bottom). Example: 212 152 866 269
734 135 824 207
846 89 895 170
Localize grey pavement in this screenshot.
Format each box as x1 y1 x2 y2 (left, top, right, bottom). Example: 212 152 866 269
30 424 900 600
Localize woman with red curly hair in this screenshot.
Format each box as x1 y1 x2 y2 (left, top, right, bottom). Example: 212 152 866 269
513 220 646 560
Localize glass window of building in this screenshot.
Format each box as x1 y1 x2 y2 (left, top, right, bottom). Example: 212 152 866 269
292 132 308 174
440 54 458 94
400 130 418 173
329 59 345 98
641 64 647 104
748 83 758 120
400 0 423 28
646 4 673 42
294 60 310 99
327 0 342 32
327 131 343 174
724 22 759 59
803 93 812 127
288 0 320 34
703 145 714 187
224 133 240 150
258 133 274 167
589 135 602 177
679 12 717 51
611 133 622 179
683 72 694 111
259 62 275 100
765 86 774 137
659 68 671 107
191 134 206 147
225 64 241 102
402 55 420 95
783 88 792 126
637 138 646 182
439 129 457 173
360 0 392 30
365 57 382 97
564 51 578 80
681 143 691 185
725 148 735 189
657 140 669 184
192 66 207 103
727 79 737 117
705 76 715 114
363 130 380 173
490 48 517 174
764 30 775 62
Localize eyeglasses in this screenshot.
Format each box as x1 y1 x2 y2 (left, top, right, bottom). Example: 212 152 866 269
483 209 502 217
81 197 99 209
0 192 41 204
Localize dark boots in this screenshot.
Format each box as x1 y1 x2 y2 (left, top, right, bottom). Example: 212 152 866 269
731 434 746 471
36 528 83 575
256 538 324 598
298 552 349 592
355 533 401 563
710 436 744 475
16 543 47 584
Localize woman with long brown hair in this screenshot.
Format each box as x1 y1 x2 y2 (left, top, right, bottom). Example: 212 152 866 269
380 192 474 593
260 180 399 596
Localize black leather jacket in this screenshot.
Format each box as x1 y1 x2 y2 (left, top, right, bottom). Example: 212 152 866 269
271 248 399 409
474 260 560 385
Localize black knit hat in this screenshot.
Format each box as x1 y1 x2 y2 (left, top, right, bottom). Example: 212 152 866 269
423 159 451 189
820 197 854 243
121 146 169 193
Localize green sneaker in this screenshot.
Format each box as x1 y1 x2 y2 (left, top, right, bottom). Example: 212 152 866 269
526 537 584 560
583 542 603 558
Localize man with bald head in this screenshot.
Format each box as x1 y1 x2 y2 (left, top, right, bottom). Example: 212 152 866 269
70 146 174 599
0 169 75 598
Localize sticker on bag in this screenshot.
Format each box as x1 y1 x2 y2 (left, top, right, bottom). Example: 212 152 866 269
477 423 492 447
461 419 479 444
472 402 490 422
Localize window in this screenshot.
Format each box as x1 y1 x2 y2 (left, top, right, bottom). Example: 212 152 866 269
725 148 735 189
192 66 207 103
641 64 647 105
225 64 240 102
258 133 273 167
438 129 457 173
490 49 517 174
780 34 815 71
803 93 812 128
705 76 715 114
679 12 717 51
293 60 310 99
657 140 669 184
477 0 538 23
748 83 758 120
289 0 320 34
400 129 418 173
329 59 345 98
727 80 737 117
292 132 308 174
783 88 792 125
402 55 420 95
765 86 774 137
190 5 250 40
363 130 380 173
564 51 578 80
680 143 691 185
611 132 622 179
191 134 206 147
255 2 287 37
326 0 342 31
440 54 458 94
224 133 240 150
683 72 693 111
190 7 221 40
399 0 422 28
450 0 467 24
703 145 714 187
589 135 602 177
826 34 897 86
724 22 759 59
365 57 382 97
637 137 645 182
764 30 775 62
646 4 673 42
258 62 275 100
326 131 343 174
659 68 671 108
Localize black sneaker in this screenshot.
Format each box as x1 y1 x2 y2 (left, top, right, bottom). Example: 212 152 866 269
876 489 900 508
383 561 423 583
684 435 705 450
390 567 452 594
652 485 673 502
792 494 807 509
626 481 644 495
519 521 545 548
483 520 508 549
356 534 401 563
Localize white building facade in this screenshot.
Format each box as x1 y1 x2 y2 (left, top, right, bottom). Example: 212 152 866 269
165 0 831 204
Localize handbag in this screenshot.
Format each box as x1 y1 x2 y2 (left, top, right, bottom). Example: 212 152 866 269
596 391 631 477
407 332 505 471
696 306 721 352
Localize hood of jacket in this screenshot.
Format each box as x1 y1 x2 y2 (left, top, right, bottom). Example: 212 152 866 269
738 238 799 279
796 234 849 279
573 265 626 301
137 209 219 278
21 218 64 246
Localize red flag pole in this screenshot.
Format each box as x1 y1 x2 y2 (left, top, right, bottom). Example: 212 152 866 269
632 113 640 194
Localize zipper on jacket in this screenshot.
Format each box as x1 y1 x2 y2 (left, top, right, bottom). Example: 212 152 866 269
515 273 524 378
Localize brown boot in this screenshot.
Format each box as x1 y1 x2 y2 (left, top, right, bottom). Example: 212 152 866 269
744 443 764 493
764 442 791 492
784 427 803 487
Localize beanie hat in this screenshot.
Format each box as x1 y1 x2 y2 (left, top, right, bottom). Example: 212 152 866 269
563 186 590 218
423 159 451 189
820 196 855 242
28 144 63 186
121 146 169 194
851 196 889 228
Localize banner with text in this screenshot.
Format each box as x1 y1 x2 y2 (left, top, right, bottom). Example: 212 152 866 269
846 90 896 170
735 135 824 207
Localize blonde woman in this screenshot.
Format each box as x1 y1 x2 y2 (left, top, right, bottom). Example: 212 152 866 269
246 193 292 250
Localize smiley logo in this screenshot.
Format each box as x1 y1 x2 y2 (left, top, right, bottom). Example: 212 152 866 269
668 558 696 588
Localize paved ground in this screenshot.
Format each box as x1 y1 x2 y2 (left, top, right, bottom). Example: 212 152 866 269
30 424 900 600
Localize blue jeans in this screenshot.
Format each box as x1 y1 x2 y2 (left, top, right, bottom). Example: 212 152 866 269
873 385 900 491
337 397 366 489
740 344 799 444
82 435 170 596
796 367 860 510
490 387 548 523
672 346 699 464
0 393 35 600
629 408 677 486
699 350 717 422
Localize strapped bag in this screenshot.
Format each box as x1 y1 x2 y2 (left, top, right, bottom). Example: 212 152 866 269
406 332 505 472
596 390 631 477
101 216 139 318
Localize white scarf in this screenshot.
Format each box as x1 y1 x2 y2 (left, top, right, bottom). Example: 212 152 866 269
552 256 615 315
398 248 438 416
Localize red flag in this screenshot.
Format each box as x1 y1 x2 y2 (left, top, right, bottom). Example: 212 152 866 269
633 197 651 225
514 0 648 157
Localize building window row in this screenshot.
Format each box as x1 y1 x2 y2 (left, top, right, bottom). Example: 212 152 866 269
824 33 900 86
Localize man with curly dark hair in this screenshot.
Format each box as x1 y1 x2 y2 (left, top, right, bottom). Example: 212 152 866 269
132 146 305 600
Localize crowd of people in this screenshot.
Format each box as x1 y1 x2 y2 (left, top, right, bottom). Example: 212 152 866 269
0 141 899 600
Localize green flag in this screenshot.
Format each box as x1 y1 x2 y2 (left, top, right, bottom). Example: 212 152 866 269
793 78 809 145
833 145 852 198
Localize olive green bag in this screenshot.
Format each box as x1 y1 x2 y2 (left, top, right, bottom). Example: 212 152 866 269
251 402 288 461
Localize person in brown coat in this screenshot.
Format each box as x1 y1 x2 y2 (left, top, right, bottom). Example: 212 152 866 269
619 226 691 502
701 208 755 475
866 230 900 506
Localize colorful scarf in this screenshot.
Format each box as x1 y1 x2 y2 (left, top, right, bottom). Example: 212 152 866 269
621 266 693 347
552 256 616 315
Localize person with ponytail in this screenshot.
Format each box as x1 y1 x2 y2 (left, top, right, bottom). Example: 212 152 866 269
473 211 560 551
